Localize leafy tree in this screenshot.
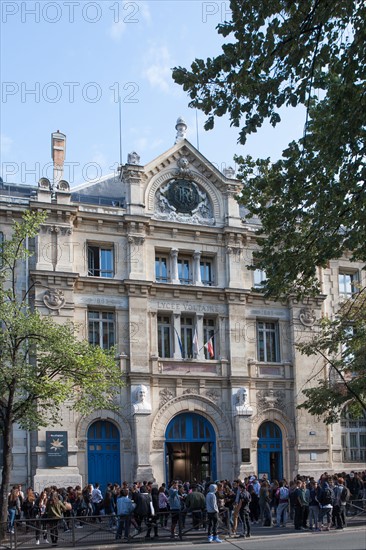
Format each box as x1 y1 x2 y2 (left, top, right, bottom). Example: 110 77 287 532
0 211 123 539
173 0 365 296
298 289 366 423
173 0 366 417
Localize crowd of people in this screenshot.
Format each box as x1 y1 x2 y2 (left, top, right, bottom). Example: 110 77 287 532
7 469 365 545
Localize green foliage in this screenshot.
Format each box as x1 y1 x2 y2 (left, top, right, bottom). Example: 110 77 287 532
0 212 123 433
173 0 366 297
298 290 366 424
173 0 366 421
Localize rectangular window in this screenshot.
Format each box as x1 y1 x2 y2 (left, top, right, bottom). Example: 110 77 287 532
181 316 193 358
257 321 280 362
158 315 172 358
88 245 114 277
178 258 192 284
88 311 115 349
200 259 213 286
155 256 169 282
203 318 216 359
253 268 267 288
339 271 359 298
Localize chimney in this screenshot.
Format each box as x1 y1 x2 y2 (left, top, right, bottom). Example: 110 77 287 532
51 131 66 187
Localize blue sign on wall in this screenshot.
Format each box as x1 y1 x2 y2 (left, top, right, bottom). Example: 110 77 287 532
46 431 68 467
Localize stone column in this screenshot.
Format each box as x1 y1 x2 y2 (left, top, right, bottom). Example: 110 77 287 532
196 314 204 360
173 313 182 359
149 312 158 357
131 385 154 481
193 251 203 286
170 248 180 284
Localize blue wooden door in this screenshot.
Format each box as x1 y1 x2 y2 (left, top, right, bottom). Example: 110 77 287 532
257 422 283 481
87 420 121 492
165 413 216 483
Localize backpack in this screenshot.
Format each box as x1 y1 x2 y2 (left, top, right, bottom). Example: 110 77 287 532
320 487 333 505
340 486 349 503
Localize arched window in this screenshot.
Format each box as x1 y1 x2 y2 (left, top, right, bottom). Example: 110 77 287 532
341 407 366 462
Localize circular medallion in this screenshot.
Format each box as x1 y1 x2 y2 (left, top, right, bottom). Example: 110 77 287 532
166 179 200 214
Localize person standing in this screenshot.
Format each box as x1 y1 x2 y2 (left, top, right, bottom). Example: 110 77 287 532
235 483 251 538
115 489 135 540
168 481 182 539
293 480 306 531
206 484 222 543
307 480 321 532
7 487 21 534
45 491 68 546
276 480 289 528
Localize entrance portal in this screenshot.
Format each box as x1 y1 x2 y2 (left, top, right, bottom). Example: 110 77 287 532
257 421 283 480
87 420 121 491
165 413 216 482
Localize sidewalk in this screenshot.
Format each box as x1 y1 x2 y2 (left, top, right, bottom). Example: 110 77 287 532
2 513 364 550
31 514 366 550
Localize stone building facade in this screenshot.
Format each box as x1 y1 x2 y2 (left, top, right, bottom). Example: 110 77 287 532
1 123 365 491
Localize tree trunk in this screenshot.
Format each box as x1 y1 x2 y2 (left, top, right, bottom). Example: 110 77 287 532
0 415 12 542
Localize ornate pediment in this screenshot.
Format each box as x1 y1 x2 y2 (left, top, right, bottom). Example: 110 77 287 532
153 177 215 226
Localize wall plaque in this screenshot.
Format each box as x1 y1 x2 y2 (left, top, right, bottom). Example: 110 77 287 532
46 431 68 467
241 448 251 463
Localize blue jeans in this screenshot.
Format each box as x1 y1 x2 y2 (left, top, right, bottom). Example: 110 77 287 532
116 515 130 538
8 507 16 531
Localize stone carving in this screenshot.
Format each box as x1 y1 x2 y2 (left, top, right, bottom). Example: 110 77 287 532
183 388 198 395
152 439 164 450
299 307 316 327
154 180 215 226
127 151 140 165
175 157 193 178
43 289 65 310
232 387 253 416
223 166 235 178
257 389 286 412
159 388 175 407
132 384 152 414
220 440 232 450
205 389 220 403
57 179 70 192
128 235 145 246
42 225 72 236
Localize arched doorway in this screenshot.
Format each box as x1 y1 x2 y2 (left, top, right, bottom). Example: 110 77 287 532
257 421 283 480
87 420 121 491
165 413 216 483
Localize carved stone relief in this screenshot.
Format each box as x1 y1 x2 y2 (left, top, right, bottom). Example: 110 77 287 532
153 178 215 226
43 289 66 311
256 389 286 412
299 307 316 326
205 389 220 403
159 388 175 408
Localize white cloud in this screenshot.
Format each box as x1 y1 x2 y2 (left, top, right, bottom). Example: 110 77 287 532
142 45 174 93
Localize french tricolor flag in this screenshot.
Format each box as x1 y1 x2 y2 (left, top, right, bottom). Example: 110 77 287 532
204 337 214 359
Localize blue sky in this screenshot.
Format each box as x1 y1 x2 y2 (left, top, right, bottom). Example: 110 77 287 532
1 1 305 186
